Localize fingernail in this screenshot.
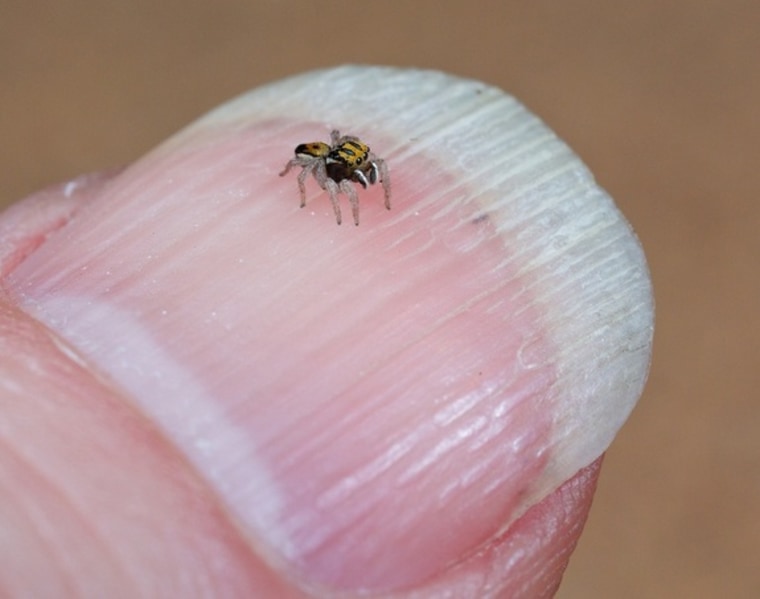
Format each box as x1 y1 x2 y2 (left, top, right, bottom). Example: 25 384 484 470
4 66 653 592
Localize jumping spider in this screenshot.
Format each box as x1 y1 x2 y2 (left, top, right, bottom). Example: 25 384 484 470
279 130 391 226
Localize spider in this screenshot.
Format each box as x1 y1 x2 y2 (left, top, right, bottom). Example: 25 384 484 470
279 130 391 226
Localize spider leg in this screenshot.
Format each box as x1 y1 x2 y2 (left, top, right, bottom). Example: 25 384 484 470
340 180 361 226
332 130 363 147
279 158 298 177
325 179 343 225
375 157 392 210
296 164 313 207
312 159 329 191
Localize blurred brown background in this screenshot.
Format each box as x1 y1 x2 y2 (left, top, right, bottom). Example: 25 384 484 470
2 1 757 597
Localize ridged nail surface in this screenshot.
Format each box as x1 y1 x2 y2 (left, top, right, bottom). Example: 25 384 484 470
5 66 653 592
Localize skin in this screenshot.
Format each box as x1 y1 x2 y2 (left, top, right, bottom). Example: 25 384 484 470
0 124 609 597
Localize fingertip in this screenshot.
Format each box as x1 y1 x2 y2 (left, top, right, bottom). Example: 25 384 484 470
3 66 652 594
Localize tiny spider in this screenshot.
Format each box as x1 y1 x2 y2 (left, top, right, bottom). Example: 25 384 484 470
279 130 391 226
